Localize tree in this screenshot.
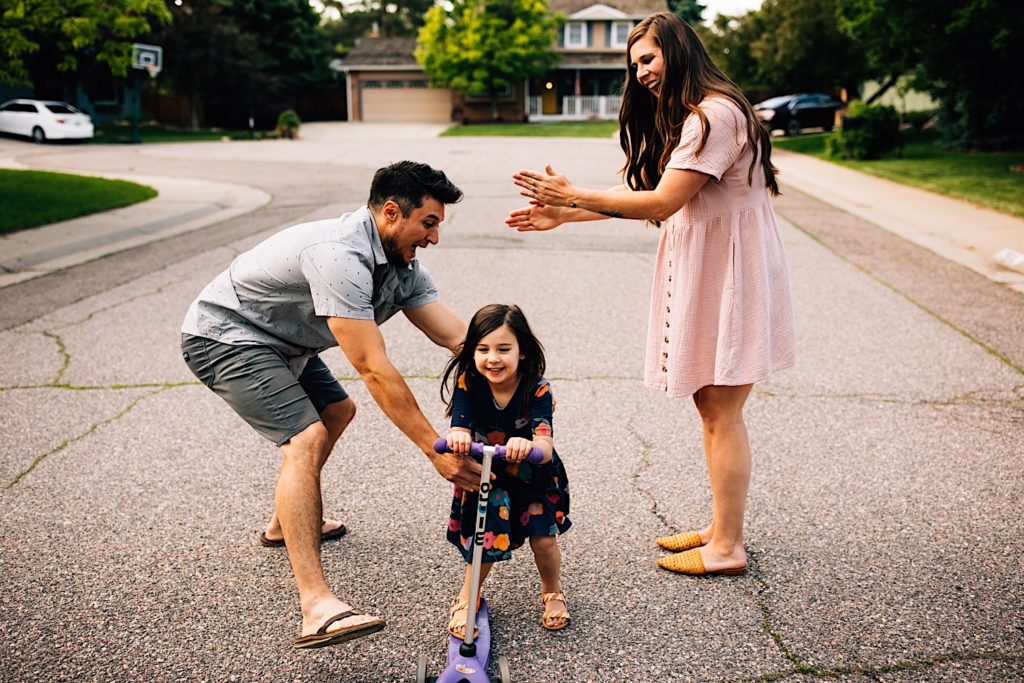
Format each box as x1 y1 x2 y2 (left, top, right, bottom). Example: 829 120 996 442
668 0 704 26
417 0 560 120
838 0 1024 150
321 0 433 56
701 0 865 100
0 0 170 86
152 0 332 128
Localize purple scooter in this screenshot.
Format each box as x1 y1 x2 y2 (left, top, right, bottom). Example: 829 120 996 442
416 438 546 683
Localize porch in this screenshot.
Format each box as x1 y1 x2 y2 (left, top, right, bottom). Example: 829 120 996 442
526 95 622 120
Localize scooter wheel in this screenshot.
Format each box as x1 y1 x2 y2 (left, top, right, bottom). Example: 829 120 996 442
415 654 427 683
498 655 511 683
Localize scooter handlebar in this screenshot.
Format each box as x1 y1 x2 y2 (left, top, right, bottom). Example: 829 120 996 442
433 437 546 464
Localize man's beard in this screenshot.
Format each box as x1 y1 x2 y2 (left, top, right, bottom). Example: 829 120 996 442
380 234 407 266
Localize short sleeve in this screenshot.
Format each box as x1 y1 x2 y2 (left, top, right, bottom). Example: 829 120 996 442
299 242 375 319
450 373 475 431
666 98 746 181
400 262 439 310
530 380 554 438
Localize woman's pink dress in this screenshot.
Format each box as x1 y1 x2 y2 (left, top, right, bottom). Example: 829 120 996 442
644 97 796 397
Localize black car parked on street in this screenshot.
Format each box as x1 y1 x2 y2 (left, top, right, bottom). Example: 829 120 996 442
753 93 843 136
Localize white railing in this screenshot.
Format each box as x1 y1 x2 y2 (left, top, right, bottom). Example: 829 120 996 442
527 95 620 120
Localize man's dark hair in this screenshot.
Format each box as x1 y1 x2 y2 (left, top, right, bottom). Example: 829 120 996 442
368 161 463 215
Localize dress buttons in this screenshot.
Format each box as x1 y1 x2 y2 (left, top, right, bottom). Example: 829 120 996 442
664 336 669 343
665 321 670 328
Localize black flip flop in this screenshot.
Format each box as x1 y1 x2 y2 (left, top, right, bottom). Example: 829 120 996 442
293 609 386 649
259 523 347 548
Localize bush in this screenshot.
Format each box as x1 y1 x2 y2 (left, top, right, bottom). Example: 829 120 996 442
901 109 938 130
276 109 301 139
826 100 901 160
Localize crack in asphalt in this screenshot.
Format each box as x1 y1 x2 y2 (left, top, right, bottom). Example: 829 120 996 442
624 391 1023 682
740 649 1024 682
3 385 171 491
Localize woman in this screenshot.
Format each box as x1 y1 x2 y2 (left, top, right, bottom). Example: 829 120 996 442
506 12 795 576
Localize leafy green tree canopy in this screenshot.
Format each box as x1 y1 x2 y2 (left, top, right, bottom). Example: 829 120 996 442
417 0 560 113
321 0 433 57
0 0 170 85
703 0 865 98
838 0 1024 150
153 0 332 128
668 0 704 26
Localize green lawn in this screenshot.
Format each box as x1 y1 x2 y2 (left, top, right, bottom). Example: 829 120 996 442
0 169 157 234
773 131 1024 218
92 123 261 144
442 120 618 138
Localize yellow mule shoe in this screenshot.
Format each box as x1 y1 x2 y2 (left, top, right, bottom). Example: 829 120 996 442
655 531 704 552
656 549 747 576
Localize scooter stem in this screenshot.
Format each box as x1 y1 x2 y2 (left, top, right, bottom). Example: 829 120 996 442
462 444 496 650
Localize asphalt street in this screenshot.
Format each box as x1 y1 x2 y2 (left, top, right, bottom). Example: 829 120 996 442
1 126 1022 682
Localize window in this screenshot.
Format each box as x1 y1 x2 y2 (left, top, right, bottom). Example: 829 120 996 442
564 22 587 48
0 102 14 112
363 80 383 88
45 104 77 114
610 21 632 48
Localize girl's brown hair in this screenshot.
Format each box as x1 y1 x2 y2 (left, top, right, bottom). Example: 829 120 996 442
619 12 779 196
441 304 546 418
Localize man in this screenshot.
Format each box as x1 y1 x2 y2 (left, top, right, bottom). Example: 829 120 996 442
180 161 480 649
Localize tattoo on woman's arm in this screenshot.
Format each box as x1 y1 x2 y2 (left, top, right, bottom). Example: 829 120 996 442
600 210 624 218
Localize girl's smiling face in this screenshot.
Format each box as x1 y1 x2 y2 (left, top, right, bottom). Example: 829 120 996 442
629 33 664 96
474 324 524 390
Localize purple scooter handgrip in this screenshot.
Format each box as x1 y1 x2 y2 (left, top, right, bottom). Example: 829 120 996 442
433 438 545 463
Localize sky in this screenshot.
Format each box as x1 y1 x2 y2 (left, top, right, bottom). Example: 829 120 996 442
701 0 763 21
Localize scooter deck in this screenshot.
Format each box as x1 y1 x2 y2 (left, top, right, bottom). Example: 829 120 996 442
431 599 494 683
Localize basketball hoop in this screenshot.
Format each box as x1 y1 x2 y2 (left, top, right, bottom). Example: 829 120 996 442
131 43 163 79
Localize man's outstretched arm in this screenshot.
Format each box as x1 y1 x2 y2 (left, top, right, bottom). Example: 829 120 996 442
403 301 467 353
327 316 483 489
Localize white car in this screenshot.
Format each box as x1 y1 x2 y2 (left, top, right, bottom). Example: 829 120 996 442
0 99 94 143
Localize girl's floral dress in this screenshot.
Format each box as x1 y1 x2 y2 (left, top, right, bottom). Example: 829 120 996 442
446 374 571 563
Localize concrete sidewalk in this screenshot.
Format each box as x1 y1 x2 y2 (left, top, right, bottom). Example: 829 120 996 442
774 149 1024 294
0 157 270 288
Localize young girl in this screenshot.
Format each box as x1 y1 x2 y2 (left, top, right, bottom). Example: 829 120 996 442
440 303 571 635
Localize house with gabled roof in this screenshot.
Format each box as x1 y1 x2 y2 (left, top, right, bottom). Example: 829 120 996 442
334 0 667 123
530 0 666 119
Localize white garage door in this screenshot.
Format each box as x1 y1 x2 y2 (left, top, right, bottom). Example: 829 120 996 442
361 80 451 123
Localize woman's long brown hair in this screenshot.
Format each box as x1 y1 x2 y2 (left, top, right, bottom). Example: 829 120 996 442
619 12 779 196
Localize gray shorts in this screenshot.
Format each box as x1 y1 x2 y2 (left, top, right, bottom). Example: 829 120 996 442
181 334 349 447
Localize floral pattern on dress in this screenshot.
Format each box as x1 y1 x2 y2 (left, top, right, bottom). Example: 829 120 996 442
446 375 571 563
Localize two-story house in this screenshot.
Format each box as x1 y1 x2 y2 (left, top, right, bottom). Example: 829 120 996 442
335 0 667 124
529 0 666 119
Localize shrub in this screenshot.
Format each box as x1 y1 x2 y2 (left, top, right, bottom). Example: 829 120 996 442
826 100 901 160
276 109 301 139
901 108 938 130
